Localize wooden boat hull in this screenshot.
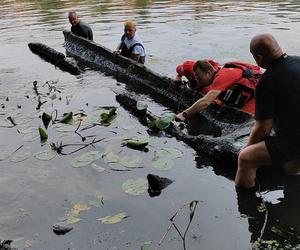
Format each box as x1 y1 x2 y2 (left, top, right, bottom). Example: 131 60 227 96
27 30 255 166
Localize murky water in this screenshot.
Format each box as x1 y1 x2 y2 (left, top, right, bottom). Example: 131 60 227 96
1 1 300 249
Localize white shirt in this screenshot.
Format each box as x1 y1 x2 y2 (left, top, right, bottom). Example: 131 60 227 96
122 33 145 56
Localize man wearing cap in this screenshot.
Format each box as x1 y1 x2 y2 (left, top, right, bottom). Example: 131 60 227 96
68 11 93 41
116 21 146 64
235 34 300 188
175 60 221 89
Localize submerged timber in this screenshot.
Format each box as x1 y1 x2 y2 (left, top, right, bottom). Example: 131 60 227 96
31 30 255 166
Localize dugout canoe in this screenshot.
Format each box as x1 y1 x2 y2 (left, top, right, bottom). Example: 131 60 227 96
29 31 255 166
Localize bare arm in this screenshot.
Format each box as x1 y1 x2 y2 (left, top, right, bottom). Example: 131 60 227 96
246 119 273 146
185 90 222 116
131 53 140 62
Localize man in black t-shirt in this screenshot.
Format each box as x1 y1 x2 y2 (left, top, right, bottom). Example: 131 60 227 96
68 12 93 41
235 34 300 188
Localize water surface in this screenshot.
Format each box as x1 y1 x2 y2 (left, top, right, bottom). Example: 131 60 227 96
1 1 300 249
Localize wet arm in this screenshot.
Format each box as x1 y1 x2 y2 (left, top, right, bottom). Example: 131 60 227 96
185 90 221 116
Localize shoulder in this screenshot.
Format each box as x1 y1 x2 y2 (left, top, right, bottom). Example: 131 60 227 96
79 21 92 30
132 33 143 44
214 67 242 82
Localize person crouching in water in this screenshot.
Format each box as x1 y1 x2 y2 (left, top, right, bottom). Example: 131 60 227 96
175 60 221 89
115 21 146 64
175 60 262 122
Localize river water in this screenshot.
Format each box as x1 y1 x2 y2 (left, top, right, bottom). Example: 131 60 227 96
1 1 300 250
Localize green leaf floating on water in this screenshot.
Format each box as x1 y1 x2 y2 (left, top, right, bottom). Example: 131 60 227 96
38 127 48 142
97 212 127 224
100 107 117 126
154 113 175 130
136 101 148 111
120 155 142 168
59 112 73 124
108 162 130 171
152 158 174 171
71 151 102 168
65 203 90 225
34 149 57 161
103 151 120 163
156 148 183 159
125 139 149 149
122 178 148 195
10 150 32 163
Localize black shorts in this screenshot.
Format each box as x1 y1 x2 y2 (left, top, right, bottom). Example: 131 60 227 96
265 135 300 165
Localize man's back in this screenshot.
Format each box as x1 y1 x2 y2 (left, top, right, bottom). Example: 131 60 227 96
255 55 300 138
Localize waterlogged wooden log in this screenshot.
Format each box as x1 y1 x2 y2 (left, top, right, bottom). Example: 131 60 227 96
116 93 254 167
28 42 80 75
63 30 252 134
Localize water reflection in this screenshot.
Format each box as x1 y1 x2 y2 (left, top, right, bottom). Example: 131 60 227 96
236 175 300 248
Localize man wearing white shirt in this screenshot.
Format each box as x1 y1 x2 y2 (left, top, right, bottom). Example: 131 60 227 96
116 21 146 64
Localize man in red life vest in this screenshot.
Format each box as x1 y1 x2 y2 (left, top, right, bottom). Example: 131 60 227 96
175 60 261 122
175 60 221 89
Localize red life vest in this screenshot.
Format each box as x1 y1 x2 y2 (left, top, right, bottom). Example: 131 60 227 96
202 61 262 114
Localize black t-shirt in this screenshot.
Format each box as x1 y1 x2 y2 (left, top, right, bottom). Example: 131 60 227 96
71 21 93 41
255 54 300 141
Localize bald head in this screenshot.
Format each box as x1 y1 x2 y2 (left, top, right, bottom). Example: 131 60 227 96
68 11 80 26
250 34 283 68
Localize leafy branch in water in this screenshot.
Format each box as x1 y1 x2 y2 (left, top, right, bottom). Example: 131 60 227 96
50 137 105 155
156 200 199 250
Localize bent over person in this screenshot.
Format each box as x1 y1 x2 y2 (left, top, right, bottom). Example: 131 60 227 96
68 12 93 41
116 21 146 64
235 34 300 188
175 59 261 122
175 60 221 89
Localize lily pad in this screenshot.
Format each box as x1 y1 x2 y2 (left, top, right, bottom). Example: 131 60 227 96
23 131 39 142
34 149 57 161
122 178 148 195
100 107 117 126
103 151 119 163
154 113 175 130
0 119 13 128
59 112 73 124
91 163 105 172
97 212 127 224
108 162 130 171
65 203 90 225
71 151 102 168
156 148 183 159
38 127 48 142
152 158 174 171
136 101 148 111
125 139 149 149
0 150 12 161
120 155 143 169
55 124 76 132
10 150 32 162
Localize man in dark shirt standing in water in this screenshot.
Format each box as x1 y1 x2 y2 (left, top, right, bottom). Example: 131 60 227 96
68 12 93 41
235 34 300 188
